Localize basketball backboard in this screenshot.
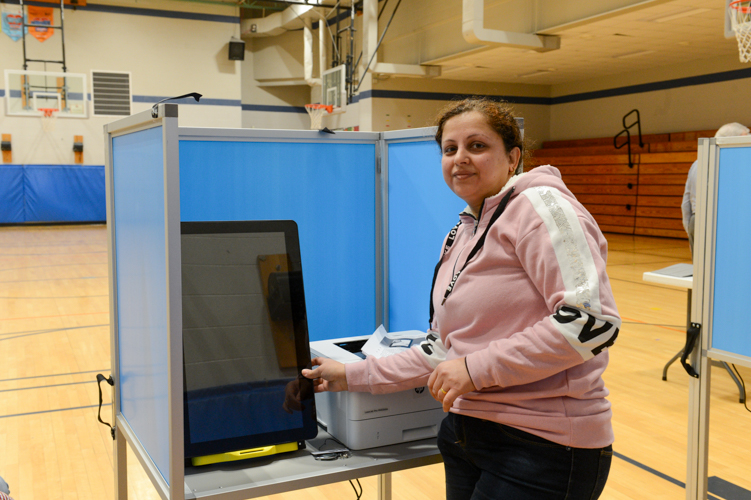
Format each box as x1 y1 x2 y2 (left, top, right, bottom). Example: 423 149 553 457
321 64 347 112
4 70 87 118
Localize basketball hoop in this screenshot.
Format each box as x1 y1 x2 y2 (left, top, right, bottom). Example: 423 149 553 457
39 108 59 132
729 0 751 62
304 104 333 130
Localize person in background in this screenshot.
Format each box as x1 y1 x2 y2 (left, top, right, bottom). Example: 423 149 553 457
682 122 750 255
0 476 14 500
304 97 620 500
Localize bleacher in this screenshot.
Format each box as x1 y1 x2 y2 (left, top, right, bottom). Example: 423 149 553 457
528 129 716 239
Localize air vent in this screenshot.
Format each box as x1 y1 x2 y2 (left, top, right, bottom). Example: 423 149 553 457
91 71 131 116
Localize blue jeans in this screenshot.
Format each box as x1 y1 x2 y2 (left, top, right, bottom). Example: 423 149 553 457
437 413 612 500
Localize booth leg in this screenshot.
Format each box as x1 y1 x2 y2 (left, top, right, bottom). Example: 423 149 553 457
115 426 128 499
378 473 392 500
686 350 710 500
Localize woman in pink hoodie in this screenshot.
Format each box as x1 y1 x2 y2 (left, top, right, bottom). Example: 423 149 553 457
303 98 620 500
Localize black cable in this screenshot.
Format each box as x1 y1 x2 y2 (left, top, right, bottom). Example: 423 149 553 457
377 0 389 19
354 0 389 68
731 364 751 413
354 0 403 93
150 92 201 118
349 478 363 500
319 437 361 497
96 374 115 439
320 436 348 450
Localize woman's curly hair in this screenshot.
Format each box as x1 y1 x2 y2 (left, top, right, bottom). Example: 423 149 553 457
434 97 529 174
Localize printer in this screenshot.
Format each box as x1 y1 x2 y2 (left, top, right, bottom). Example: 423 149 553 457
309 335 445 450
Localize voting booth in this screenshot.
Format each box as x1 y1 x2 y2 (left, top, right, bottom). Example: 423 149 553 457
104 104 469 499
686 136 751 500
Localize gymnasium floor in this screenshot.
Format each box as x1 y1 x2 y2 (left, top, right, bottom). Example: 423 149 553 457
0 224 749 500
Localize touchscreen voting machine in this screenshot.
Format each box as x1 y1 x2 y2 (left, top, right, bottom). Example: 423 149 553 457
181 220 318 465
310 332 444 450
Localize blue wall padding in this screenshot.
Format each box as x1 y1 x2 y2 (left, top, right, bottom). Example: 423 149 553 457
112 126 171 485
179 140 377 343
387 141 465 332
0 165 105 223
24 165 106 222
0 165 24 223
712 147 751 359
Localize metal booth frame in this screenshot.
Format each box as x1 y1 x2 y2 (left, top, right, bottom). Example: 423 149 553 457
104 105 447 500
686 135 751 500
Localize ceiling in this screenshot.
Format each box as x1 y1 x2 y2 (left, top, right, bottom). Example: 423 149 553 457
229 0 742 86
427 0 740 85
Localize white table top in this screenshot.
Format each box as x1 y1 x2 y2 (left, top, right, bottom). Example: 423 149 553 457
642 263 693 289
183 429 441 499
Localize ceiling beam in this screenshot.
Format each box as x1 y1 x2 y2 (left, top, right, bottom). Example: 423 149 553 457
462 0 560 52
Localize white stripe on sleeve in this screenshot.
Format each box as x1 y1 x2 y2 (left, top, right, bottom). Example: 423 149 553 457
522 186 602 314
551 305 620 360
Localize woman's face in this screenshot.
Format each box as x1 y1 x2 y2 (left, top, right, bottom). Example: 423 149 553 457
441 111 520 214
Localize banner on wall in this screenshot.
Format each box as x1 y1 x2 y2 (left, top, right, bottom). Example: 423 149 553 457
27 6 53 42
1 4 24 41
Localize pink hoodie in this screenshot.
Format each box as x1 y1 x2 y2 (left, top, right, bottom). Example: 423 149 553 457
345 165 620 448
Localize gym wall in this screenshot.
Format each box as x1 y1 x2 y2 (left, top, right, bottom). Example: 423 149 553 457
549 53 751 140
0 0 242 166
2 0 748 164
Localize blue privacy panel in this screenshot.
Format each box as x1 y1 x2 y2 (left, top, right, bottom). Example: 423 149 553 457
179 140 376 342
0 165 24 223
712 147 751 359
24 165 105 222
388 141 465 332
112 126 171 484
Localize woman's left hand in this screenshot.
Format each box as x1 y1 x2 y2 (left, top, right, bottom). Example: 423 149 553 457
428 357 477 412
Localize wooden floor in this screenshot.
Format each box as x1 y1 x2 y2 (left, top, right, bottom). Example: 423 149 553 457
1 225 749 500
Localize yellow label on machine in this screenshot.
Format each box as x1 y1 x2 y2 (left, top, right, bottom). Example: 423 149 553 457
191 442 299 466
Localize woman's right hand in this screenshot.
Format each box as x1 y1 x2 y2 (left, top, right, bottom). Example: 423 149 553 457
301 357 349 392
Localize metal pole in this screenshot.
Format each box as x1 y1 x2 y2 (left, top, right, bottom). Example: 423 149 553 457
334 5 341 67
377 473 392 500
60 0 68 72
21 0 28 70
347 4 354 103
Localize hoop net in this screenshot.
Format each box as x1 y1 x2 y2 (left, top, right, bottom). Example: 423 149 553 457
39 108 59 132
730 0 751 62
305 104 333 130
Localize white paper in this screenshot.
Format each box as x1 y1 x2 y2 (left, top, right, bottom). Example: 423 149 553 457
360 324 427 358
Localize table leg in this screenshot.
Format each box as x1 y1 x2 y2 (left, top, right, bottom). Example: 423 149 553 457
115 424 127 499
721 362 746 404
663 350 683 381
663 289 693 381
378 473 392 500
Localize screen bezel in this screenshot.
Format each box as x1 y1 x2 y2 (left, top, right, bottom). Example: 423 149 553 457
180 220 317 459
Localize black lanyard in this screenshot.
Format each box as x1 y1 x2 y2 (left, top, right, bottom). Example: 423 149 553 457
428 187 515 326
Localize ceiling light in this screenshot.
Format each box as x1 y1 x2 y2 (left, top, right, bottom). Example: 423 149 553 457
652 8 711 23
614 50 656 59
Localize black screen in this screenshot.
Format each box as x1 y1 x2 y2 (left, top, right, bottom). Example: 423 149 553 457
181 220 317 459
